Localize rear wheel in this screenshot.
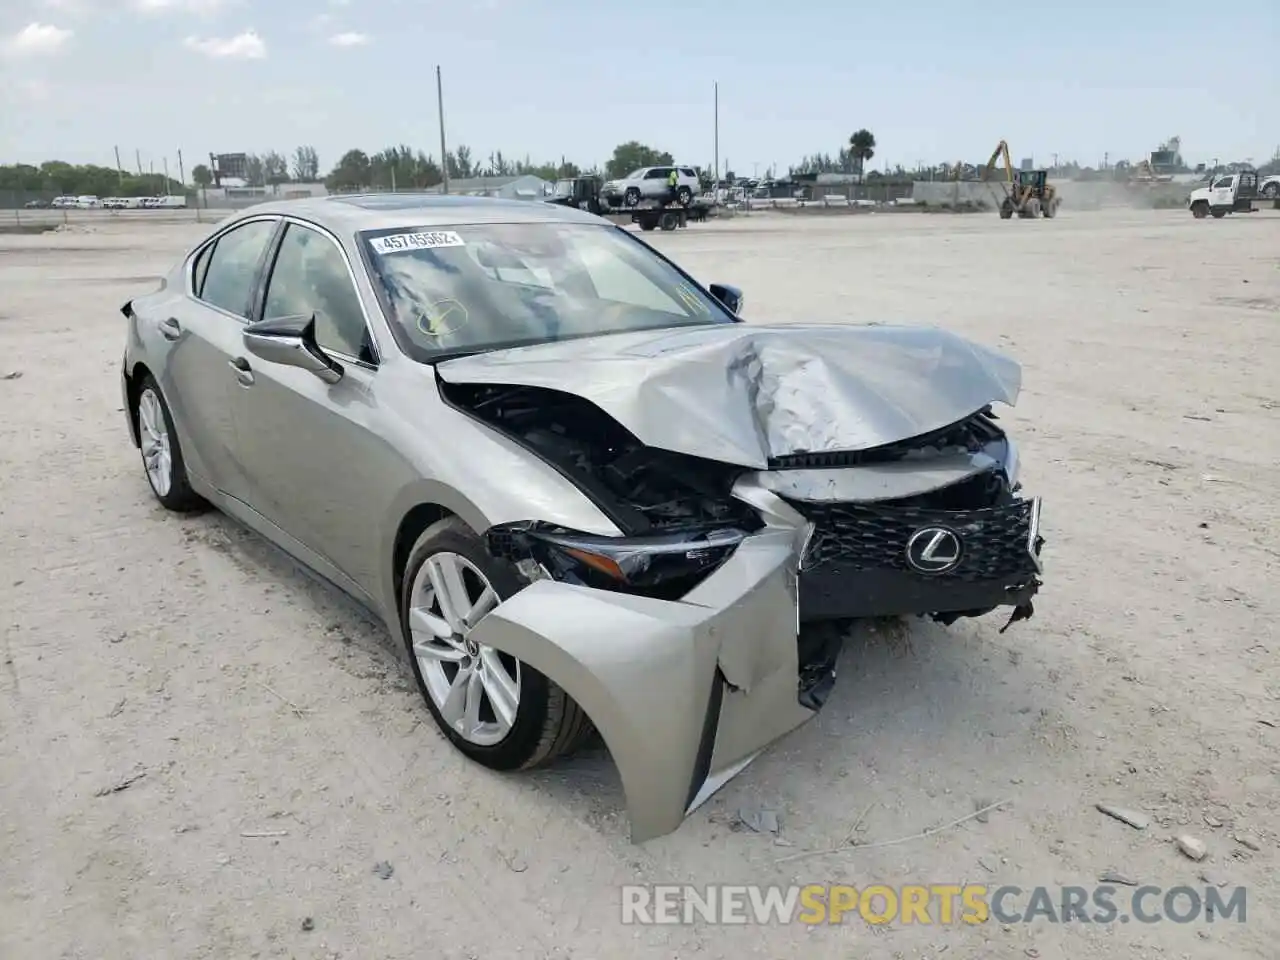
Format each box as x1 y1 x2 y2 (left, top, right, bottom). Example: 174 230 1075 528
623 187 640 207
1262 182 1279 199
401 517 594 771
676 186 693 207
1210 207 1226 219
134 375 204 512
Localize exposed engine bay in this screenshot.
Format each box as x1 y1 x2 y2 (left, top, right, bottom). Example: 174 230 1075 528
439 380 761 536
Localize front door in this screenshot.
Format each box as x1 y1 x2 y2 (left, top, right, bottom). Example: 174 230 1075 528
1211 176 1235 208
228 219 388 594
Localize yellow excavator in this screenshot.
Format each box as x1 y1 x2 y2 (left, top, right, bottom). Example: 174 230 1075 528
980 140 1060 219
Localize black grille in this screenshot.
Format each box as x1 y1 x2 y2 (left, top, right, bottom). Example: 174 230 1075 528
788 496 1039 584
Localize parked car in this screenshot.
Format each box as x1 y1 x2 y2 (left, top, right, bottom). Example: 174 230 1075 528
74 195 101 209
601 166 701 207
23 199 49 209
119 195 1045 842
50 196 77 208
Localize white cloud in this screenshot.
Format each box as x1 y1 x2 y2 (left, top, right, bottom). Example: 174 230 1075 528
184 29 266 58
135 0 230 13
3 22 73 57
328 31 369 47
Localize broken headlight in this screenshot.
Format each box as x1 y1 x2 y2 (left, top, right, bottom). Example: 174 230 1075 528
487 522 747 600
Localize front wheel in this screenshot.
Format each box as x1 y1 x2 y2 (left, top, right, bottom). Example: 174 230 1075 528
623 188 640 207
1190 200 1208 219
134 375 204 512
401 517 594 771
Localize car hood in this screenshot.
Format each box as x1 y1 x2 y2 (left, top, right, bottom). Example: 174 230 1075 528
435 323 1021 469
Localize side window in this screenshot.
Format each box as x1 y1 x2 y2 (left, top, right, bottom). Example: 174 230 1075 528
191 241 214 297
263 223 373 363
644 168 668 180
199 219 278 317
679 168 697 179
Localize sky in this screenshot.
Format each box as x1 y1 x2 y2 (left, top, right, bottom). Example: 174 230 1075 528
0 0 1276 179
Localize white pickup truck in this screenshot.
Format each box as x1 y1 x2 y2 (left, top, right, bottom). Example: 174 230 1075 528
1188 171 1280 218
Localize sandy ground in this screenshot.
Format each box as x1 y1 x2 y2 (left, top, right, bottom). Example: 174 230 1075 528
1 207 1278 960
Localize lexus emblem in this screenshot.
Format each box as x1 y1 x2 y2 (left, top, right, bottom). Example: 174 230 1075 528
905 526 963 574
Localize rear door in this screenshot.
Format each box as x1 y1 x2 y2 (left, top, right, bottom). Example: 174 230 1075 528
160 215 279 495
643 167 671 198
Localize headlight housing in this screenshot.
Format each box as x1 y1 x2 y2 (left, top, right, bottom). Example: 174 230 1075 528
1002 436 1021 490
487 522 747 601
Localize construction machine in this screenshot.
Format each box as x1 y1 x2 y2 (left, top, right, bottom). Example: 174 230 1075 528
980 140 1060 219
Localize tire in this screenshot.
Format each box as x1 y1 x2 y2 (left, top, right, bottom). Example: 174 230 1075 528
134 374 204 512
999 200 1014 220
1211 208 1226 218
623 188 640 208
639 219 657 231
400 517 594 771
676 186 692 207
1262 182 1279 199
1042 199 1057 218
1191 201 1208 219
659 212 679 231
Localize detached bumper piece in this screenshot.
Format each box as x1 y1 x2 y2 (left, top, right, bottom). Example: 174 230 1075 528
785 494 1044 625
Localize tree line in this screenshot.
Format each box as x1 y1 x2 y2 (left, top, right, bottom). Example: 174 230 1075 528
19 127 1258 198
0 131 879 199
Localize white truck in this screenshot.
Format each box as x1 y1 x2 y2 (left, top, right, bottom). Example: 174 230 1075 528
1188 170 1280 218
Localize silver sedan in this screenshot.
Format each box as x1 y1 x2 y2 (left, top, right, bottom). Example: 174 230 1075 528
120 194 1045 842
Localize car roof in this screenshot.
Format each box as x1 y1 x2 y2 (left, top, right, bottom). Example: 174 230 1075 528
226 193 606 232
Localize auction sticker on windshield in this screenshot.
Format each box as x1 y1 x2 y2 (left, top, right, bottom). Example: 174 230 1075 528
369 231 466 254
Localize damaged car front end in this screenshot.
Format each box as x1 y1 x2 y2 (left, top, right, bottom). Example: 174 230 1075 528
435 324 1045 842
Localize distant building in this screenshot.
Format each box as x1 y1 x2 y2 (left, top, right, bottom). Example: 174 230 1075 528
427 175 551 200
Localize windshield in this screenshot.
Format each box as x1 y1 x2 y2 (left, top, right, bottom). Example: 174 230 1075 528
359 222 736 361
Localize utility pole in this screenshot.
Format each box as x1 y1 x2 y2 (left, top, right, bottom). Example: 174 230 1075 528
135 149 142 176
177 149 185 187
163 157 170 192
713 81 719 196
436 65 449 195
114 146 124 187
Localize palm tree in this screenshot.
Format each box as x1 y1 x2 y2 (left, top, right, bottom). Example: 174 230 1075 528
849 129 876 183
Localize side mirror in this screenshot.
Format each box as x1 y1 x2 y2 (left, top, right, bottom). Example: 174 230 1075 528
709 282 745 316
243 314 343 384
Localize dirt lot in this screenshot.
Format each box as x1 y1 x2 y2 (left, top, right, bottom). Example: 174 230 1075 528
2 208 1277 959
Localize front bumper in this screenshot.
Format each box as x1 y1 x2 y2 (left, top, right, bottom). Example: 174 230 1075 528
471 479 1044 843
470 526 816 843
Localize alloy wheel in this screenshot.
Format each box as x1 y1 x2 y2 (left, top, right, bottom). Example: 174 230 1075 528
409 551 520 746
138 388 173 498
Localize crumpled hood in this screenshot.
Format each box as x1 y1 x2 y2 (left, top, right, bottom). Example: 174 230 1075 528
436 323 1021 469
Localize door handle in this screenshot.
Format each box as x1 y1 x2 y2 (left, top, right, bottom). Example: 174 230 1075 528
228 356 255 387
159 316 181 341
